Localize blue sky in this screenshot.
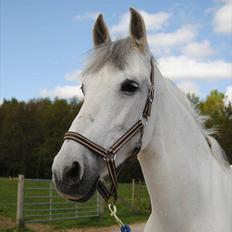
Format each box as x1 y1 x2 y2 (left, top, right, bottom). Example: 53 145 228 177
1 0 232 103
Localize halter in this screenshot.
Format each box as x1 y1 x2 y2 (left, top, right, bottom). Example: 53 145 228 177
64 58 155 205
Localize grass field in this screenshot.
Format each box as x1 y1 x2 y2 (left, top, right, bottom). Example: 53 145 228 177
0 178 150 231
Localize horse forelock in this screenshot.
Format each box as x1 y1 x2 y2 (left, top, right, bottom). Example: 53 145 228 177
82 37 152 75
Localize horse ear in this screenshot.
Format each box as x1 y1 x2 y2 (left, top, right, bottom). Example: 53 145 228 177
93 14 111 47
129 8 147 50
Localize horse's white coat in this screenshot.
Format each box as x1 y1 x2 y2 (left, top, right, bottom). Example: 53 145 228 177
53 52 232 231
139 63 232 232
52 10 232 231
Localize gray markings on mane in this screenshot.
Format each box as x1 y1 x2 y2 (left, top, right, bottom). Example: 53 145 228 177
83 38 133 74
166 78 230 167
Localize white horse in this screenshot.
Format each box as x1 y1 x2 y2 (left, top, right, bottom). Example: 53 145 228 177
52 8 232 232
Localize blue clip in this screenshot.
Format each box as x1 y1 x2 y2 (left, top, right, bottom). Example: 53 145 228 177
120 224 131 232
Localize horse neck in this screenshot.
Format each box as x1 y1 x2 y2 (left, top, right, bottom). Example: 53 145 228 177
138 65 223 218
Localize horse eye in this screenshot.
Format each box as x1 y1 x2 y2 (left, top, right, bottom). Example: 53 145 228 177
120 80 139 95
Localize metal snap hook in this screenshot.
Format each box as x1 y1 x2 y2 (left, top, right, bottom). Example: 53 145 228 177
108 204 124 227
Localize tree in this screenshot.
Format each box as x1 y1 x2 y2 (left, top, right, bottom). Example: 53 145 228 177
187 93 201 111
0 98 82 178
219 103 232 163
200 90 225 127
199 90 232 163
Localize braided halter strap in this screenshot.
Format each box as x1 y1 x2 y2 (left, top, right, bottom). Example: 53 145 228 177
64 58 155 204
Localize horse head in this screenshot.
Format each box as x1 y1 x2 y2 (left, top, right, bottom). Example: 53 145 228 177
52 8 154 202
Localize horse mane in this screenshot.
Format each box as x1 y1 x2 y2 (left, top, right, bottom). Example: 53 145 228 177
165 77 231 169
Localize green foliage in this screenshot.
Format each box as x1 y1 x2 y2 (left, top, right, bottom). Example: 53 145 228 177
199 90 232 163
0 98 82 178
200 90 225 127
119 159 144 182
220 103 232 163
200 90 224 114
187 90 232 163
187 93 201 111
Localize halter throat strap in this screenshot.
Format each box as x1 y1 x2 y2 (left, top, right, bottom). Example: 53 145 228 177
63 58 155 204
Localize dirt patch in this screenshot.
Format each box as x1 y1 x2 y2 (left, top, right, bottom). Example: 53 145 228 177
0 215 15 229
0 216 145 232
65 223 145 232
0 216 54 232
28 223 145 232
27 223 55 232
27 223 145 232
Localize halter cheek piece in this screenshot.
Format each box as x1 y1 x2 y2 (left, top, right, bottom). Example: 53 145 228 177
64 58 155 204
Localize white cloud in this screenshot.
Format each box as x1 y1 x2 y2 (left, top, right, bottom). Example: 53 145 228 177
158 55 232 80
108 10 199 58
148 25 198 56
213 0 232 34
0 99 3 105
181 40 215 58
111 10 171 37
73 12 99 22
224 85 232 105
65 69 82 81
40 85 84 101
148 25 197 48
141 11 171 31
177 81 200 95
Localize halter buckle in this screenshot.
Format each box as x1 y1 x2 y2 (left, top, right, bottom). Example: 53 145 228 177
106 150 116 161
139 115 148 127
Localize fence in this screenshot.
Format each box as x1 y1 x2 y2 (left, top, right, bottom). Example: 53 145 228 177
118 179 150 213
0 176 150 228
16 175 103 228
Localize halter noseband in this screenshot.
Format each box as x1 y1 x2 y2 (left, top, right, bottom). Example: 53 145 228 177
64 58 155 204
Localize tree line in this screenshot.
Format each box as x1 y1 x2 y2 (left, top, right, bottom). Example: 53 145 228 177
0 90 231 181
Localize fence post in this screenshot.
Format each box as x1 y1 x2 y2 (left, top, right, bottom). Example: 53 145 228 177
49 182 53 220
75 204 79 218
16 174 24 228
98 194 105 218
131 179 135 208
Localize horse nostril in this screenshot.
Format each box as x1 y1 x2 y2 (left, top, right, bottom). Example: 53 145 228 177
64 161 82 184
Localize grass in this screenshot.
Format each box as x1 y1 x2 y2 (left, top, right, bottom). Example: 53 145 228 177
0 177 150 230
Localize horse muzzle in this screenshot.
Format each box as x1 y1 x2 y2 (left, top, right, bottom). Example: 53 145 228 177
52 161 99 202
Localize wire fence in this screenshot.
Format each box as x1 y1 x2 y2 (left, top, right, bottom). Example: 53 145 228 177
21 177 101 224
117 179 150 214
0 176 150 228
